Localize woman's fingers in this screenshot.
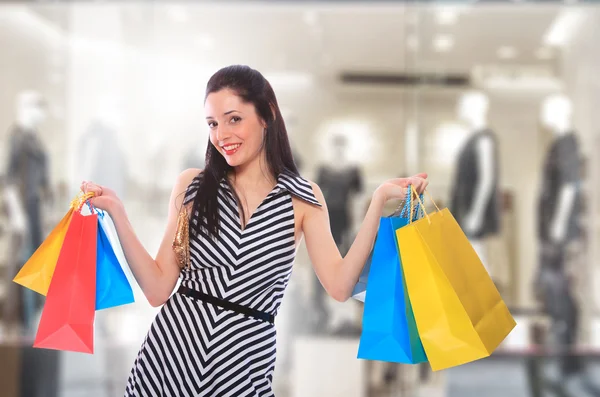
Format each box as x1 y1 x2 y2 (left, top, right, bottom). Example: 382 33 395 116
80 180 103 196
405 176 428 194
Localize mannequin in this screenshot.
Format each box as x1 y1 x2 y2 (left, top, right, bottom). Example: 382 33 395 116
4 90 51 333
312 134 364 334
3 90 61 397
538 94 580 246
449 91 500 272
316 134 364 251
533 94 596 395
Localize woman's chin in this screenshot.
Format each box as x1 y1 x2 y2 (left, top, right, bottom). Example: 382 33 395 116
224 156 243 167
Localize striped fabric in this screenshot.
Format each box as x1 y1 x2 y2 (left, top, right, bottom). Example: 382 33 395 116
124 171 322 397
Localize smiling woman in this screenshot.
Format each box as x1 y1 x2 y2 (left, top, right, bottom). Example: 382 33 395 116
80 64 428 397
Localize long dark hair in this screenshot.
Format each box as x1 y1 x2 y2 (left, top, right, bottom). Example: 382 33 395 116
189 65 299 240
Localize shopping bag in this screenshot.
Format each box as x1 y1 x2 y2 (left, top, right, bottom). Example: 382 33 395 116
12 208 74 296
350 249 373 302
396 187 516 371
351 195 424 302
34 199 98 354
95 209 135 310
357 194 427 364
98 211 139 297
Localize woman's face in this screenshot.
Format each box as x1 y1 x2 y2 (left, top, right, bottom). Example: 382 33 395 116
205 88 266 168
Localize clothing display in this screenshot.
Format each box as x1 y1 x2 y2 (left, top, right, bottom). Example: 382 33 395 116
315 165 363 247
535 259 581 376
537 132 582 244
449 129 501 239
6 125 50 203
125 171 321 397
5 125 50 326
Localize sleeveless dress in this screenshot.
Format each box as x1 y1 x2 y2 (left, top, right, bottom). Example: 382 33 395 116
124 171 322 397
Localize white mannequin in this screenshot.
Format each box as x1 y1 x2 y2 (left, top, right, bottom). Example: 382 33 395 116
457 91 496 269
329 133 351 170
540 94 577 243
5 90 48 234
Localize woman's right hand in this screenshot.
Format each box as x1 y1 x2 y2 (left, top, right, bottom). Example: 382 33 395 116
80 181 123 215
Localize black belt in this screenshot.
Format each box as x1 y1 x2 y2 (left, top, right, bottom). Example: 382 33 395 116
177 285 275 324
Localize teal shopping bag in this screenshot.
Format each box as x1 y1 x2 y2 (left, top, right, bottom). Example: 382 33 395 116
356 193 427 364
95 210 135 310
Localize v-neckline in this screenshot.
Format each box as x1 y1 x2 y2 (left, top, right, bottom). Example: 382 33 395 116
222 174 282 233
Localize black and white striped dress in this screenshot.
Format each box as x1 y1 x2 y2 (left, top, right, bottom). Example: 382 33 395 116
124 171 322 397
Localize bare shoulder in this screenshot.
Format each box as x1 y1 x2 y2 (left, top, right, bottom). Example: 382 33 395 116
172 168 203 205
307 180 326 207
178 168 203 187
292 179 327 217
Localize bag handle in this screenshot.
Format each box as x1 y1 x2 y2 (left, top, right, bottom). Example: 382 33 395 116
399 184 423 220
70 191 96 213
408 185 442 224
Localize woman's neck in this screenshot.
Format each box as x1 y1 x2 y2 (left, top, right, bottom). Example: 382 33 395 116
230 154 276 189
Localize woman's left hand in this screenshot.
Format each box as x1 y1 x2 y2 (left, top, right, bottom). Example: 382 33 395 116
373 173 429 204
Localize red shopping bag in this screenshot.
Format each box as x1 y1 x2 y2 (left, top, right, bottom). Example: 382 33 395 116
34 201 98 354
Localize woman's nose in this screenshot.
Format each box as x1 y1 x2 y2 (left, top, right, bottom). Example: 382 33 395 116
216 125 230 141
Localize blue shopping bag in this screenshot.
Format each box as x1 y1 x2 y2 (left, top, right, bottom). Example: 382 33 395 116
95 210 135 310
351 249 373 302
356 192 427 364
351 192 424 303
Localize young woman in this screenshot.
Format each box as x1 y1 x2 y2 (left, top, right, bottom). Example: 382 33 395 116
81 65 428 397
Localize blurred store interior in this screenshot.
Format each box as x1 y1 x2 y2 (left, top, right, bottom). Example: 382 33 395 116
1 1 600 396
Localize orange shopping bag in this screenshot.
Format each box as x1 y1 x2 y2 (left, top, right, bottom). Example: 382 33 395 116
34 196 98 353
13 209 74 296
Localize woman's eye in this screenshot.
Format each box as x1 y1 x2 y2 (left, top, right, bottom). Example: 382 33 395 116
208 121 217 128
230 116 241 123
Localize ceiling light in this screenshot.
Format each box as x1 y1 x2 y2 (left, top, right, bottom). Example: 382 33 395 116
436 8 459 25
497 46 517 59
407 34 419 51
433 35 454 52
544 10 585 47
535 47 554 60
167 6 188 23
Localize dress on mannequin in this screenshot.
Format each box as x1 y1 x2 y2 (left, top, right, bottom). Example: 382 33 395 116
449 129 501 239
5 124 50 326
535 131 583 377
308 135 364 334
537 131 582 245
316 165 363 251
532 96 600 396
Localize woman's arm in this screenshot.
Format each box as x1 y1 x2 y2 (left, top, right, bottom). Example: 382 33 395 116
83 168 201 307
302 174 428 302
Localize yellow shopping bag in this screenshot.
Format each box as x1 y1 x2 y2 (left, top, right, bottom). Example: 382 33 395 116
396 187 516 371
13 192 94 296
